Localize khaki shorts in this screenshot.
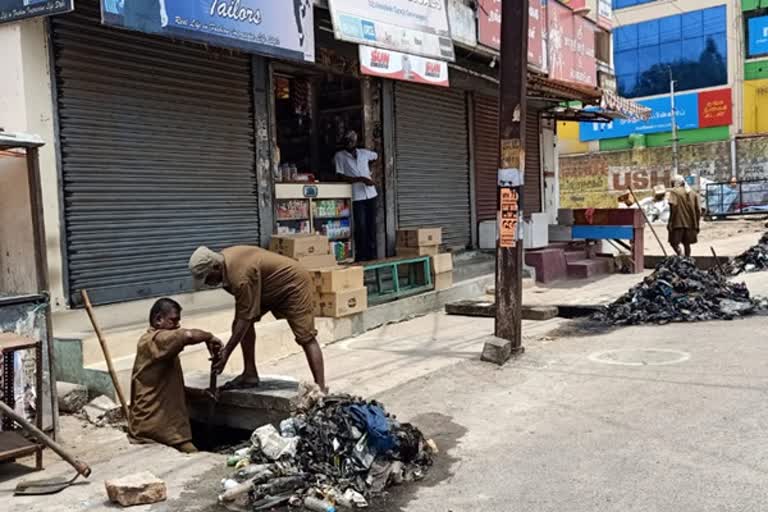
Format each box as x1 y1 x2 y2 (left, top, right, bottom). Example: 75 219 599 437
668 228 698 246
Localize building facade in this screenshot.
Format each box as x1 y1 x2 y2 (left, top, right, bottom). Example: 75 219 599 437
558 0 768 209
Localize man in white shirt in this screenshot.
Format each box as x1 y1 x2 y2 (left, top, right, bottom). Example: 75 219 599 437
334 131 378 261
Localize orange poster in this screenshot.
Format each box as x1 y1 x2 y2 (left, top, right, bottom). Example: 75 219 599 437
499 188 519 248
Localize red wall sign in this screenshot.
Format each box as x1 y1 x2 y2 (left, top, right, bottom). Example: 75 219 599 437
477 0 501 50
479 0 547 72
698 88 733 128
548 0 597 87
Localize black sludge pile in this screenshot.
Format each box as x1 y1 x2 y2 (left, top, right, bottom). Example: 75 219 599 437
726 232 768 275
218 389 436 511
593 257 755 325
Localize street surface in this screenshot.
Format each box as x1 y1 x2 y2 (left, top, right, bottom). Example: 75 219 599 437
2 272 768 511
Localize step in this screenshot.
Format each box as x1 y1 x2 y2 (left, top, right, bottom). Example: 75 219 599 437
566 258 613 280
564 249 587 263
524 248 567 284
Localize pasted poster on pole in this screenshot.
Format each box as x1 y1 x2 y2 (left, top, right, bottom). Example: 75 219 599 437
327 0 454 61
499 188 520 248
100 0 315 62
548 0 597 87
359 45 449 87
0 0 73 25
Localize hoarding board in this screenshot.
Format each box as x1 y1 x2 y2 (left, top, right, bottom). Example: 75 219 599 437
0 0 73 24
359 45 449 87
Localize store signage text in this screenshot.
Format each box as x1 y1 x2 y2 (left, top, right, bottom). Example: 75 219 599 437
748 15 768 57
359 45 449 87
328 0 454 61
580 88 732 142
0 0 73 24
548 0 597 87
101 0 314 62
478 0 548 72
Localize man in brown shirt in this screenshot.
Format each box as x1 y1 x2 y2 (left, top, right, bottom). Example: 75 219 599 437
667 176 702 257
188 245 326 390
129 298 222 453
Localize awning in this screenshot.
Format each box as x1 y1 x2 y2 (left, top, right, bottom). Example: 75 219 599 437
527 73 651 123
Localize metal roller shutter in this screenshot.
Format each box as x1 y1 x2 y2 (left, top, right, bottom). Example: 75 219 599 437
474 94 499 222
394 83 471 249
52 1 259 306
525 110 542 214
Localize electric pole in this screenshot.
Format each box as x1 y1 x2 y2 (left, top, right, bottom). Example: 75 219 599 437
482 0 527 364
669 68 680 178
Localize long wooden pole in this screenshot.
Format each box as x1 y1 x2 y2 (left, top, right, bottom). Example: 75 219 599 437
0 399 91 477
628 187 668 257
80 290 130 422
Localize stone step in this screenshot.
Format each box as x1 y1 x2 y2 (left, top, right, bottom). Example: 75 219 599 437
566 258 614 280
564 249 587 263
524 248 567 284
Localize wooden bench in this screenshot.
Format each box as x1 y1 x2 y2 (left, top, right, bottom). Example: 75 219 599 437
363 256 434 305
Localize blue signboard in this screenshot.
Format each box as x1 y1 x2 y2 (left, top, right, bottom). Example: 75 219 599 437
748 16 768 58
580 92 700 142
101 0 314 62
0 0 73 24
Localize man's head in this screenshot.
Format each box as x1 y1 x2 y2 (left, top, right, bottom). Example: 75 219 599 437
188 246 225 288
672 176 686 189
149 298 182 330
653 184 667 200
344 130 358 150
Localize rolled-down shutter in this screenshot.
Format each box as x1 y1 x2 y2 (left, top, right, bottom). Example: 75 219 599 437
525 109 542 214
52 1 259 306
474 94 499 222
394 83 471 249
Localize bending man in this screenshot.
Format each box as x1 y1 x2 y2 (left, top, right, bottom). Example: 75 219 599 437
188 245 326 390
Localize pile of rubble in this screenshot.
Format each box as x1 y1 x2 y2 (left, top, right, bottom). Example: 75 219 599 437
726 233 768 275
218 388 435 511
593 257 757 325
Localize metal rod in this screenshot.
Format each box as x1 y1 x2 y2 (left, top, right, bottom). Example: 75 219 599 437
711 247 726 276
80 290 130 422
628 187 668 258
0 399 91 478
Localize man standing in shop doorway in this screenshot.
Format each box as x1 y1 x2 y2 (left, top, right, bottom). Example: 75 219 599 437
335 131 379 262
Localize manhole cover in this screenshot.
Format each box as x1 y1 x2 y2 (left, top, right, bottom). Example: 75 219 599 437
588 348 690 367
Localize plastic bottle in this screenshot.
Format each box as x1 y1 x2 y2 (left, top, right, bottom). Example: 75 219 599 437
303 497 336 512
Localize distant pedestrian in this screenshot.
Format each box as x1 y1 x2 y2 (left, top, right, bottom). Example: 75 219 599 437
667 176 701 257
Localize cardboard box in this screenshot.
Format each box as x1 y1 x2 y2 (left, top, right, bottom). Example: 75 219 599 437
316 288 368 318
396 228 442 247
312 266 364 293
295 254 338 269
431 253 454 274
433 271 453 291
396 245 439 257
270 234 330 258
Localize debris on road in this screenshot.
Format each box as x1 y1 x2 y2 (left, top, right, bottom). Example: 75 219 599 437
105 471 167 507
593 257 756 325
726 233 768 275
56 381 89 414
218 388 435 510
81 395 124 427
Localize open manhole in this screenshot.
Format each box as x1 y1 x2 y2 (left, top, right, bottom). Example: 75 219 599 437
588 348 691 367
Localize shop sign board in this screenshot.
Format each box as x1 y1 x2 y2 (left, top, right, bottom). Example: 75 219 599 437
748 15 768 57
579 88 732 141
548 0 597 87
448 0 476 47
359 45 449 87
477 0 501 50
478 0 548 72
597 0 612 30
0 0 73 24
100 0 315 62
328 0 454 61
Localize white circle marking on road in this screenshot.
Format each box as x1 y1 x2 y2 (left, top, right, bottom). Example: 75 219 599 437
588 348 691 367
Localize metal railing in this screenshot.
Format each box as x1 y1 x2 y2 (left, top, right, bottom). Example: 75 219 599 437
705 179 768 218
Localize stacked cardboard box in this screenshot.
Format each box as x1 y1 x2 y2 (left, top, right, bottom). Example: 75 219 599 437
269 234 338 269
396 228 454 290
310 266 367 318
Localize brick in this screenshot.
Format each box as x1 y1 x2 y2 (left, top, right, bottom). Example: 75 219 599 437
105 472 167 507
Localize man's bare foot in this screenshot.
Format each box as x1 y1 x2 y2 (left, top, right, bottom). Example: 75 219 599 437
221 373 261 390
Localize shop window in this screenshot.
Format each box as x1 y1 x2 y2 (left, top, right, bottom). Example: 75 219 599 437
614 6 727 98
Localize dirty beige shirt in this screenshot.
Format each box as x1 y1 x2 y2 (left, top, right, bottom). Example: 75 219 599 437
668 187 701 230
129 328 191 446
222 246 314 322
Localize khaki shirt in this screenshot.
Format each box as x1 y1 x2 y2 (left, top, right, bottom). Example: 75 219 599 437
129 328 191 446
668 187 701 231
222 246 314 322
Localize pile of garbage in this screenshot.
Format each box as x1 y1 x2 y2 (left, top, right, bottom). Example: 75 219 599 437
218 388 436 511
725 233 768 275
593 257 756 325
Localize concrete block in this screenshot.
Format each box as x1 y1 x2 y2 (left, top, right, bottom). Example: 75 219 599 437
480 336 523 365
83 395 123 426
525 248 567 284
549 225 573 242
105 472 167 507
524 213 550 249
524 306 559 321
445 300 495 317
57 381 88 414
